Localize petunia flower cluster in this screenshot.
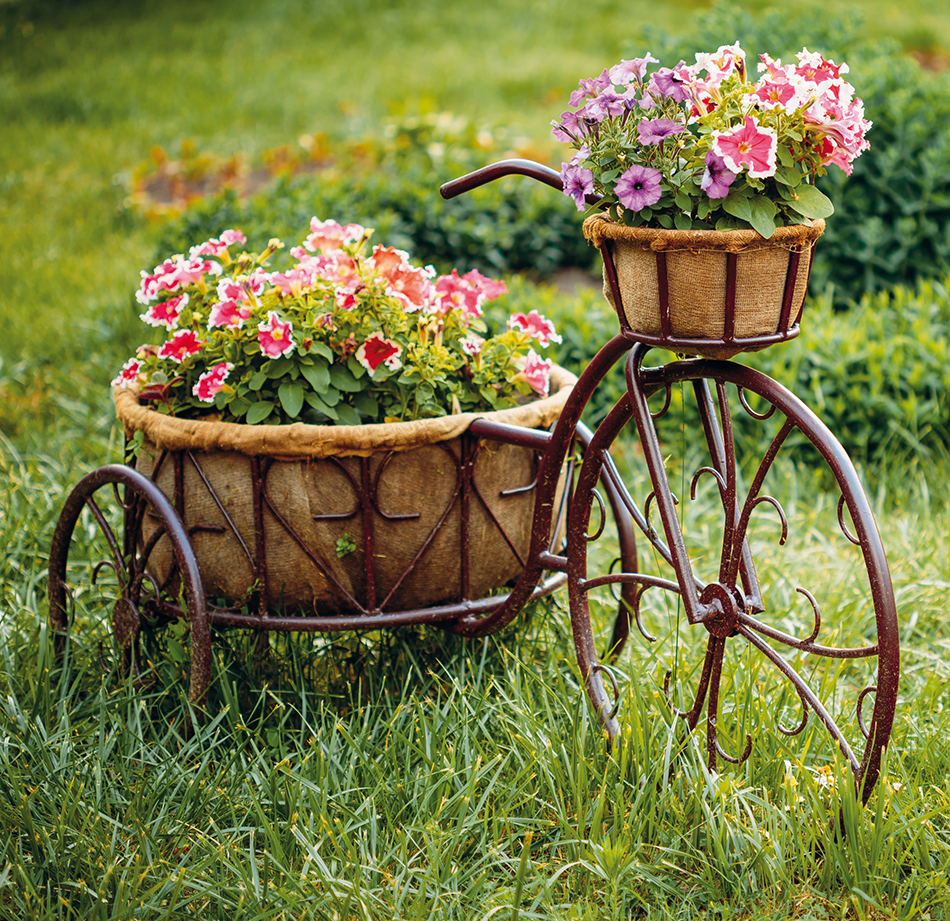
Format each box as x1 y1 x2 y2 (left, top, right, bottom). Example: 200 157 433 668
553 43 870 238
114 218 562 425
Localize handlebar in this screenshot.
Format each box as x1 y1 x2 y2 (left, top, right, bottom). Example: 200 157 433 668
439 158 563 199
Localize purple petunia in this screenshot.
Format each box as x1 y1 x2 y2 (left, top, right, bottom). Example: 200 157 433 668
569 68 612 106
649 64 692 103
700 151 738 199
608 54 659 86
561 161 595 211
637 117 684 145
615 165 663 212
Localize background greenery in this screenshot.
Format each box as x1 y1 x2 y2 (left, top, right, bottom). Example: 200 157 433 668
3 0 950 917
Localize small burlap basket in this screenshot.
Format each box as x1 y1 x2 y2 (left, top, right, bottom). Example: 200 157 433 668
114 366 576 615
583 215 824 359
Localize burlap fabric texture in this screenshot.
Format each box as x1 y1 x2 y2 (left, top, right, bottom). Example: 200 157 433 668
115 366 576 614
583 215 824 359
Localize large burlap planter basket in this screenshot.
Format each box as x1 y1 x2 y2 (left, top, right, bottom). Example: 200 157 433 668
114 366 575 616
583 215 824 359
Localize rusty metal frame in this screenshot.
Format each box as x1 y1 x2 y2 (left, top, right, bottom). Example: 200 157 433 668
48 157 899 803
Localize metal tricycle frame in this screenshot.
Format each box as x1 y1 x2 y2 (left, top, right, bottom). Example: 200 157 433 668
48 158 899 804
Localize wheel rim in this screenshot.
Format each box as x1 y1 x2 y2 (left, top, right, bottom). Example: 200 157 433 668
567 349 899 803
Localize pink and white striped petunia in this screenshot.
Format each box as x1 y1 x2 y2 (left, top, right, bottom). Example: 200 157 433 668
712 115 778 179
432 270 483 319
158 329 207 363
508 310 562 347
111 357 142 389
193 362 234 403
207 299 252 330
140 292 189 330
356 332 403 374
257 311 295 359
516 349 553 397
460 333 485 359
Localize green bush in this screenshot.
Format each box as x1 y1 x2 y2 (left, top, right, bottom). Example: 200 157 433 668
524 272 950 485
639 1 950 301
156 115 595 280
752 278 950 477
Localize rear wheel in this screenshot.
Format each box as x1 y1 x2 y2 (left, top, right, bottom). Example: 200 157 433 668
48 464 211 711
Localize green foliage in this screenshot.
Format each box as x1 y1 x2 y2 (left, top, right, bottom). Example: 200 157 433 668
509 271 950 487
751 278 950 478
155 115 596 282
638 1 950 300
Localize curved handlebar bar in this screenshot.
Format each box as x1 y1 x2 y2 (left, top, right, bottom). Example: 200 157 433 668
439 158 563 199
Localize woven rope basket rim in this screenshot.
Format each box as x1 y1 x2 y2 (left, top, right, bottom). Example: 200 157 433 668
583 214 825 254
114 364 577 460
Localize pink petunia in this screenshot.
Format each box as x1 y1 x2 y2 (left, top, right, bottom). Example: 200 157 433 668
170 255 222 289
508 310 562 347
794 48 846 86
111 357 142 389
356 332 403 374
432 270 482 319
750 79 798 111
316 252 361 288
207 299 252 330
140 292 189 330
516 350 553 397
370 245 432 311
158 329 207 363
712 115 778 179
136 258 180 304
462 269 507 302
257 311 295 359
302 218 367 254
268 268 311 298
193 362 234 403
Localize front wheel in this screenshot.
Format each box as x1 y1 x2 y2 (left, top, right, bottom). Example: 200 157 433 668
567 349 899 803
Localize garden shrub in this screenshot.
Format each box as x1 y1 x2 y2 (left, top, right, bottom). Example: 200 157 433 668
156 115 595 281
522 271 950 485
639 1 950 301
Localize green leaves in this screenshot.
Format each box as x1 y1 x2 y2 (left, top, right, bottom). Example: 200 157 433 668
787 184 835 220
722 189 779 238
278 381 304 418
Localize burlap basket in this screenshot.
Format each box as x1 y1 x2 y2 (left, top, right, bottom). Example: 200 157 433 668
583 215 825 359
114 366 576 615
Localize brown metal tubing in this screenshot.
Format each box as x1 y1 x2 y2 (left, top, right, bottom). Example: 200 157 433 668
451 333 635 637
200 572 568 632
440 159 564 200
625 346 708 624
722 252 738 343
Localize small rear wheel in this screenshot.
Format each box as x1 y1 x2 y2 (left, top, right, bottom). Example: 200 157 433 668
48 464 210 713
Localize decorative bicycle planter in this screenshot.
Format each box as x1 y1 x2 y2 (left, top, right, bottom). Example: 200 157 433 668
49 157 899 807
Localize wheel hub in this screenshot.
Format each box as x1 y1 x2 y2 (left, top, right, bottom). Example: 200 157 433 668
699 583 741 638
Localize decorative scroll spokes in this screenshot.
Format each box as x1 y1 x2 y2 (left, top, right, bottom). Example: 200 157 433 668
575 351 892 780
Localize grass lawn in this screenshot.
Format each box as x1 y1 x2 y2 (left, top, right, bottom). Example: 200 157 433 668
3 0 950 917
